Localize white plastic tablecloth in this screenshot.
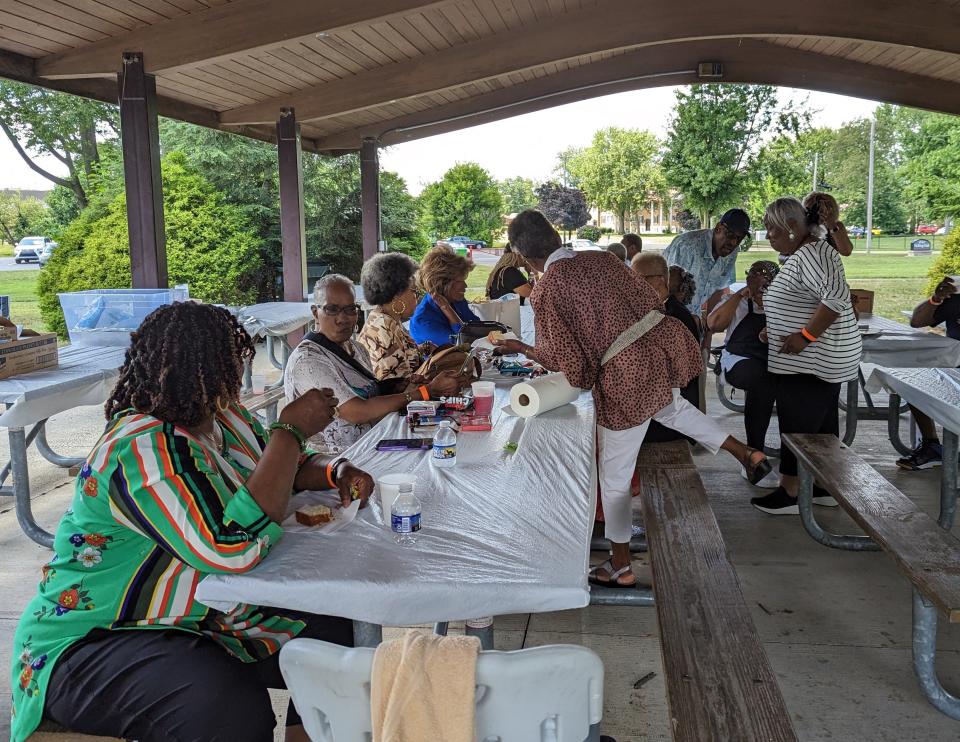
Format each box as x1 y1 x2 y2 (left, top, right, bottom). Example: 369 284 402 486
865 365 960 436
237 302 313 339
0 344 127 428
197 381 597 626
859 314 960 368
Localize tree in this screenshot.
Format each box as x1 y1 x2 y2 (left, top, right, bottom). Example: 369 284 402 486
663 84 806 226
497 176 538 214
927 226 960 294
0 192 52 246
420 163 503 245
902 112 960 223
38 152 261 337
743 128 834 220
535 181 590 236
0 81 117 209
568 128 664 232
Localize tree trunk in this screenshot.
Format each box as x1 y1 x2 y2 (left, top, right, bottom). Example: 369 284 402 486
80 121 100 176
616 210 625 233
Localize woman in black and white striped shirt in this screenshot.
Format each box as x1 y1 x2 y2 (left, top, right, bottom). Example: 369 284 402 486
752 197 862 515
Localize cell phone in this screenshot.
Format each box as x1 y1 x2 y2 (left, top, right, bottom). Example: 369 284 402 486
375 438 432 452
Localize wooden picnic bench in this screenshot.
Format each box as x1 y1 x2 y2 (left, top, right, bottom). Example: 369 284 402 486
27 721 121 741
636 441 798 741
241 384 285 425
784 433 960 720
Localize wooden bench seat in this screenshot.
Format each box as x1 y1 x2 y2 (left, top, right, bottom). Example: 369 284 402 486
240 385 284 425
784 433 960 719
636 441 798 742
27 721 122 741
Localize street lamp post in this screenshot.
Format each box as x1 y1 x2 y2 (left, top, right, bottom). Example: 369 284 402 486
866 117 876 254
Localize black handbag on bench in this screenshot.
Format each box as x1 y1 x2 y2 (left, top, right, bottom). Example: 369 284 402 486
456 320 510 346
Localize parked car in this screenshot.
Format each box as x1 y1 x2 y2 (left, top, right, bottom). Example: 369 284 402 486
916 224 941 235
439 235 487 250
847 226 866 238
870 227 883 236
936 226 949 235
14 236 55 264
38 240 58 266
565 239 602 251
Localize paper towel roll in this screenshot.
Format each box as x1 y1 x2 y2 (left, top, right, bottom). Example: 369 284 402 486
509 374 580 417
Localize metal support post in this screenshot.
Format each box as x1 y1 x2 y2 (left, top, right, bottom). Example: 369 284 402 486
797 465 879 551
842 377 859 445
589 586 655 606
590 535 647 553
119 52 167 289
361 137 381 261
35 423 85 468
352 621 383 648
9 427 54 547
886 393 915 457
433 622 449 636
939 430 958 530
912 589 960 720
465 617 495 650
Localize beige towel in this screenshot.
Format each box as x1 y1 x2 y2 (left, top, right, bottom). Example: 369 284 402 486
371 632 480 742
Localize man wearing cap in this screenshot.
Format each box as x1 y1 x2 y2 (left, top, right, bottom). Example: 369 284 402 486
663 208 751 313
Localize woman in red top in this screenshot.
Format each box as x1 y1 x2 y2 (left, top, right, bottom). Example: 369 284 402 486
496 210 771 587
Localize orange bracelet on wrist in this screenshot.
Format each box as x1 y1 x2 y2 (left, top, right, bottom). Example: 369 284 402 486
418 385 430 401
800 327 818 343
323 461 337 489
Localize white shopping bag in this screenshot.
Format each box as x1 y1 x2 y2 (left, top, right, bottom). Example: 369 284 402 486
470 294 521 335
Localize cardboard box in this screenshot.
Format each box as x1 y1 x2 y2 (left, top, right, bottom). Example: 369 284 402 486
0 333 59 380
850 289 875 315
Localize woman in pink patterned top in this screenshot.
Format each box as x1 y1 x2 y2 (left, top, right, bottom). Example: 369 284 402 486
496 210 771 587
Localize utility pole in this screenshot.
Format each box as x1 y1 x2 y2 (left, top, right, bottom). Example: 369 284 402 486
866 117 876 254
812 152 818 192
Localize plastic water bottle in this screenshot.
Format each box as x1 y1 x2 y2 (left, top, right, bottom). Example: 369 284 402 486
432 420 457 468
391 483 421 546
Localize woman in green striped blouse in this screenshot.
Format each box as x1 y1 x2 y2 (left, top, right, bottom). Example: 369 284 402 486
10 302 374 742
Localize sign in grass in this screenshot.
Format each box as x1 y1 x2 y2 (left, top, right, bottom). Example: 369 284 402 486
911 238 933 254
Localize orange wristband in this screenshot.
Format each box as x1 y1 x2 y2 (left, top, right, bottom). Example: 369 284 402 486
801 327 818 343
418 385 430 401
324 461 337 489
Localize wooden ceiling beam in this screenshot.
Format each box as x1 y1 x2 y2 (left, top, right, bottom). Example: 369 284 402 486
219 0 960 125
36 0 448 79
311 38 960 152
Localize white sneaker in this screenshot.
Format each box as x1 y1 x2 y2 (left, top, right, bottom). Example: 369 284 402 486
740 464 779 488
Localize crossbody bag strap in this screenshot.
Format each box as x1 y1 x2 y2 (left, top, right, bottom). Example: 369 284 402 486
600 310 665 367
304 331 380 385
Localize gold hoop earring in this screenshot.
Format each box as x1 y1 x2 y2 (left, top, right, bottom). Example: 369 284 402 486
216 396 229 412
391 299 407 316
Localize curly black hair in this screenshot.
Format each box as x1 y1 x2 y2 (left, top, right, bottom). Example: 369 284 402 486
105 302 255 426
360 252 419 306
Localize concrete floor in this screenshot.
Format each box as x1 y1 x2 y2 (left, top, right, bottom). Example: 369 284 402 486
1 348 958 741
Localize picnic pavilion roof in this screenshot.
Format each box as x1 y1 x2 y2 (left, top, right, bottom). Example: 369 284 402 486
1 0 960 154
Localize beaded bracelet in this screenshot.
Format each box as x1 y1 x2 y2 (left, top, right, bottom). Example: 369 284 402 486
268 422 307 453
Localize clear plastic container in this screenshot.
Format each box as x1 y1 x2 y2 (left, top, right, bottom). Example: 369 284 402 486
432 420 457 468
391 483 421 546
58 286 189 346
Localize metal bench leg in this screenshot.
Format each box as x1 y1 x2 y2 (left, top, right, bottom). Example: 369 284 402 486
590 535 647 553
433 622 449 636
465 617 495 650
797 465 879 551
352 620 382 648
241 358 254 395
940 430 958 530
589 586 655 606
887 393 914 457
841 378 858 446
912 589 960 720
264 401 279 426
9 427 54 548
35 423 85 468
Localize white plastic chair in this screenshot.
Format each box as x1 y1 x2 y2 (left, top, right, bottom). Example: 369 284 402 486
279 638 605 742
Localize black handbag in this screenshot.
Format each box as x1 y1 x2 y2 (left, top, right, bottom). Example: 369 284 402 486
456 320 510 346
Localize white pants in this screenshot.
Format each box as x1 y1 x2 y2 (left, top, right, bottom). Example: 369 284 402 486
597 389 729 543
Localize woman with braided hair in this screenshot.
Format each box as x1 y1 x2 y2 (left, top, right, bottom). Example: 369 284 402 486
10 302 373 742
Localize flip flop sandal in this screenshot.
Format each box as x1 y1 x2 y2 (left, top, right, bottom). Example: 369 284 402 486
588 559 637 589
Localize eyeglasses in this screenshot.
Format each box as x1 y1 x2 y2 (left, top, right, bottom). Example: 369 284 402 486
315 303 360 317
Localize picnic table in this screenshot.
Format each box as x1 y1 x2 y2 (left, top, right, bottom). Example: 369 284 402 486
842 315 960 449
0 344 127 546
196 377 598 648
865 365 960 529
235 301 314 392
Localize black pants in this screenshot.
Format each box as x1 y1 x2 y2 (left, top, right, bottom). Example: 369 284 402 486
775 373 841 477
44 610 353 742
725 358 777 451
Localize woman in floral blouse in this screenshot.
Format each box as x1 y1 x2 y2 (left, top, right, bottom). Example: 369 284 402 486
10 302 374 742
358 251 440 381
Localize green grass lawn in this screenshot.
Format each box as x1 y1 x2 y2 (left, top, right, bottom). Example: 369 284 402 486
0 270 45 330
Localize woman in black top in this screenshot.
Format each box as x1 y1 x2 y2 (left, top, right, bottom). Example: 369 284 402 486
486 243 533 303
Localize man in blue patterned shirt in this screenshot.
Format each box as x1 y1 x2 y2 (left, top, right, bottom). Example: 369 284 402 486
663 209 751 312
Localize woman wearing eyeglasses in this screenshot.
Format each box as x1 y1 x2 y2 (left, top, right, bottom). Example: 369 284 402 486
409 245 482 347
284 274 462 452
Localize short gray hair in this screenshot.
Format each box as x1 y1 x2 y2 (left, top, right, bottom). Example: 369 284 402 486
313 273 354 305
605 242 627 261
632 252 667 277
361 252 418 306
764 197 807 236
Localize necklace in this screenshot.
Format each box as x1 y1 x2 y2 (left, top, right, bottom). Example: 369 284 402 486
198 422 224 453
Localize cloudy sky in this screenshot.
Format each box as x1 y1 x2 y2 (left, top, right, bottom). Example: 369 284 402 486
0 85 878 196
